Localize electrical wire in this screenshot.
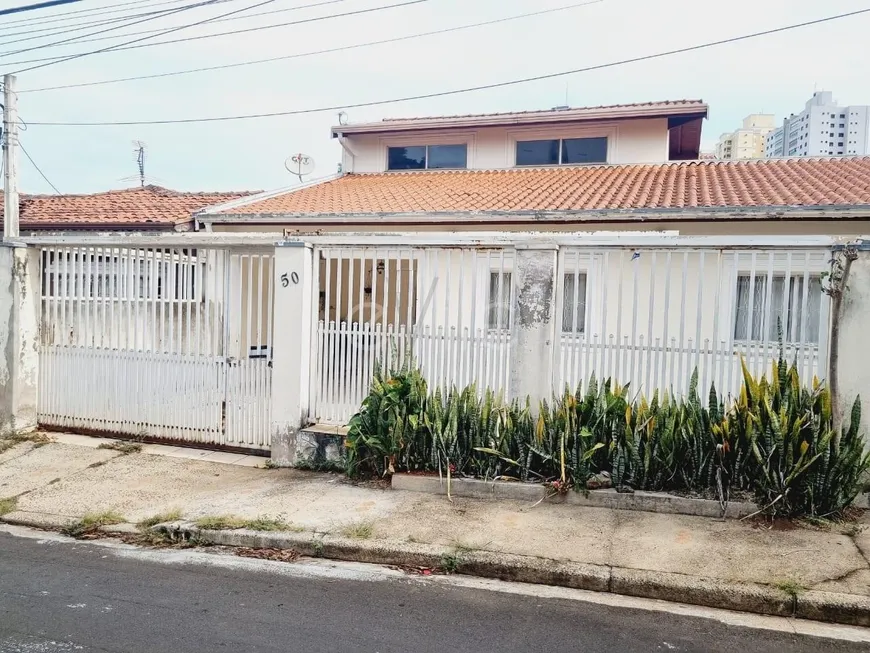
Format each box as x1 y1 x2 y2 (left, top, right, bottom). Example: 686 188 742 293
21 7 870 127
5 0 430 69
0 0 204 31
9 0 280 74
20 0 604 94
0 0 82 19
20 141 61 194
0 0 345 49
0 0 236 60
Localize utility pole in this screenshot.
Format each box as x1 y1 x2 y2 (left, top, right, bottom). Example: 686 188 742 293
3 74 19 240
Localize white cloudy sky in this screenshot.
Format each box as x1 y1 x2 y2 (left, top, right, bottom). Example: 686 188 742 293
2 0 869 194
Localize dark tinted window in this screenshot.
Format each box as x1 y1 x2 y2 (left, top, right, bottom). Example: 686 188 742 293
427 144 467 169
562 137 608 164
387 146 426 170
516 139 559 166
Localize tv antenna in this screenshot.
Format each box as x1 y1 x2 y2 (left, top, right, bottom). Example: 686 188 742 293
284 152 315 182
133 140 146 187
118 140 167 187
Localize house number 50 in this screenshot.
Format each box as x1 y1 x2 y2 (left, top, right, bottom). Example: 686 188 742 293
280 272 300 287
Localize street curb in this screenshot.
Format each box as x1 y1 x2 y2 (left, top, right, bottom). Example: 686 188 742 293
162 521 870 627
391 474 757 519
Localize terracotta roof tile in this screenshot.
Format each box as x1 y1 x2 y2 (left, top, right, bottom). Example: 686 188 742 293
0 184 257 228
223 158 870 217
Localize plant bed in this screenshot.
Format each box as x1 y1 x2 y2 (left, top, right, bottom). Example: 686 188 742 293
345 355 870 522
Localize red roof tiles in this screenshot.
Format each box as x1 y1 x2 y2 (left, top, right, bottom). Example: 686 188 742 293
0 185 256 229
221 158 870 217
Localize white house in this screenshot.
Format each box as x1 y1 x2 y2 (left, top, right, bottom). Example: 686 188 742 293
186 100 870 424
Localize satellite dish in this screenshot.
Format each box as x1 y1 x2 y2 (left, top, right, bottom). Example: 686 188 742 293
285 152 315 182
337 111 349 126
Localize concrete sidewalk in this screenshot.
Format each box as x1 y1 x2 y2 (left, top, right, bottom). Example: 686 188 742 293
2 434 870 625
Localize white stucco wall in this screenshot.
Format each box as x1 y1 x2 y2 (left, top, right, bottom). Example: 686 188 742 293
341 118 670 173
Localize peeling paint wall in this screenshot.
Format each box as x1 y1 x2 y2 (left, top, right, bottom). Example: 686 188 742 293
509 248 557 406
0 245 39 435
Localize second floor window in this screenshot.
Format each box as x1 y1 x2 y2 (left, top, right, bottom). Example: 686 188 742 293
387 144 467 170
516 137 608 166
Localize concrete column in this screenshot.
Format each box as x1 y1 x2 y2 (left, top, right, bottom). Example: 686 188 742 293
0 244 39 435
269 242 314 465
834 248 870 439
509 245 558 406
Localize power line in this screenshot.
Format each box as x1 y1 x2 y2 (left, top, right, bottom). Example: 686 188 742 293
21 7 870 127
9 0 279 75
0 0 344 50
0 0 82 18
0 2 232 45
0 0 236 60
0 0 199 30
20 1 605 94
5 0 431 69
20 141 61 194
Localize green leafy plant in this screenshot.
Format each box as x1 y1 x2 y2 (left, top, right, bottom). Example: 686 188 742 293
740 356 870 518
345 361 428 478
344 352 869 519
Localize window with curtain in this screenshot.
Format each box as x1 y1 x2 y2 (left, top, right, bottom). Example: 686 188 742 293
487 272 512 330
562 272 588 333
733 274 822 344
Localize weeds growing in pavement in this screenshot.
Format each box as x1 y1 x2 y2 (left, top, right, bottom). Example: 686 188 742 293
0 432 50 455
340 520 375 540
63 510 126 538
194 514 302 532
97 441 143 454
775 578 807 600
0 496 18 516
137 509 183 529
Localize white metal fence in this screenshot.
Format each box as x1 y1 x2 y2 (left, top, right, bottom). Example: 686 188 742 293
311 239 832 425
554 246 830 399
37 245 274 450
312 247 513 423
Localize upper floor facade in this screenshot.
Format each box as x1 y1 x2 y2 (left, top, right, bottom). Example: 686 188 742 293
332 100 708 174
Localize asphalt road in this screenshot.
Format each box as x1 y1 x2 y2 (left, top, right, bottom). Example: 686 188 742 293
0 530 867 653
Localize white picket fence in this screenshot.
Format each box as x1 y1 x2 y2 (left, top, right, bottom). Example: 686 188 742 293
312 246 514 423
37 245 274 450
311 241 832 424
554 247 830 398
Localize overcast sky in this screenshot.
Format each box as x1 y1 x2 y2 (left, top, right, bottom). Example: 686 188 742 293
2 0 869 195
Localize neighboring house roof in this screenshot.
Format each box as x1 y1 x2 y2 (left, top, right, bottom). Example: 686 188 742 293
207 158 870 224
0 185 256 230
332 100 708 136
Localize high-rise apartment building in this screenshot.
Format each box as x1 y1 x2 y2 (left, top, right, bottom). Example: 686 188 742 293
764 91 869 158
714 114 776 159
